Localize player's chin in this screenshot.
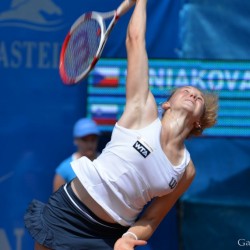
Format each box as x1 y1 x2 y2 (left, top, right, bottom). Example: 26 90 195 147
182 105 201 119
182 104 195 114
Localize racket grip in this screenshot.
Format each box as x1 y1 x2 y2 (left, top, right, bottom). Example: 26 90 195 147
116 0 136 17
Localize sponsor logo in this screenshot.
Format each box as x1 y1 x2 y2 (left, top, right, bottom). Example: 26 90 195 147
0 0 64 31
169 177 177 189
133 140 151 158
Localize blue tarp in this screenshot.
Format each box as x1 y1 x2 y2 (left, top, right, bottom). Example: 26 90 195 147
0 0 181 249
180 137 250 250
0 0 249 249
179 0 250 59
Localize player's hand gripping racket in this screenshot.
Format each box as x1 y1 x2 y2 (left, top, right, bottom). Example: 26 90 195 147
59 0 135 85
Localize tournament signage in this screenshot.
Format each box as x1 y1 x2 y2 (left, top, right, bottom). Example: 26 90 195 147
87 59 250 137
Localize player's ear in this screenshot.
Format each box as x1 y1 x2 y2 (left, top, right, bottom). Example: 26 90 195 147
162 101 171 111
194 121 201 129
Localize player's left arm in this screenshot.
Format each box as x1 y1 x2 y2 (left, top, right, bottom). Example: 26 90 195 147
124 160 196 241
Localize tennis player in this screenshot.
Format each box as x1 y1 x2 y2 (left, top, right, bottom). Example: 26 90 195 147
24 0 218 249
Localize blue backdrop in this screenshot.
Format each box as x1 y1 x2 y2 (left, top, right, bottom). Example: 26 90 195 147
0 0 181 249
0 0 249 249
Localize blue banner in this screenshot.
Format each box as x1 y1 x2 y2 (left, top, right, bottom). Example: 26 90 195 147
87 59 250 137
179 0 250 59
0 0 180 249
1 0 249 249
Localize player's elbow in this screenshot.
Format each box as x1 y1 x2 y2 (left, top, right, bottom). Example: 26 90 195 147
126 27 145 50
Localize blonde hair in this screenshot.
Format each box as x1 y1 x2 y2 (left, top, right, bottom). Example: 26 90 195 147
191 91 218 137
167 87 218 137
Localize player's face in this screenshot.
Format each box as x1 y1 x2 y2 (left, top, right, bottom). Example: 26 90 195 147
169 86 205 119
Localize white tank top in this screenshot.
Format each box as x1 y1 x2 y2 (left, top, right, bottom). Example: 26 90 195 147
71 118 190 226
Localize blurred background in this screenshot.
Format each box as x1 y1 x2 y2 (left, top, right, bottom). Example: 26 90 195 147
0 0 249 249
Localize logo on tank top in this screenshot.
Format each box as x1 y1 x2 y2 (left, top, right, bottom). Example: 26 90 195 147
133 140 151 158
169 177 177 189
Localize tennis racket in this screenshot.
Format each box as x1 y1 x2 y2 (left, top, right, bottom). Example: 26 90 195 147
59 0 135 85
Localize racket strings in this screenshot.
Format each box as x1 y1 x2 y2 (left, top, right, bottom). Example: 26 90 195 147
64 19 102 79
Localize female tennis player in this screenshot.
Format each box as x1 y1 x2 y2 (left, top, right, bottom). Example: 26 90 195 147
24 0 218 249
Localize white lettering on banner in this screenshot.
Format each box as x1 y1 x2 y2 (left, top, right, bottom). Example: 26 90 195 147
166 68 173 87
147 67 250 90
207 70 224 90
224 70 240 90
99 64 250 91
241 71 250 90
0 228 24 250
0 41 8 67
190 69 206 89
175 68 189 86
149 68 166 88
0 40 60 69
0 229 11 250
15 228 24 250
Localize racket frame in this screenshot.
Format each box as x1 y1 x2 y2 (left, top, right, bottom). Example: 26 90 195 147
59 0 135 84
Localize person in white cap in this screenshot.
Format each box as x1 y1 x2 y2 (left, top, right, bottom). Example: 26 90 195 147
53 118 100 192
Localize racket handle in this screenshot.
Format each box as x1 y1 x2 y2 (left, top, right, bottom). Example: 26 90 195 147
116 0 136 17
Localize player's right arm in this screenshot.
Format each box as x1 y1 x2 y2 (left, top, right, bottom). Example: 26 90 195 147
118 0 157 129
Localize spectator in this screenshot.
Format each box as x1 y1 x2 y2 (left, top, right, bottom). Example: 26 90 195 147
53 118 100 191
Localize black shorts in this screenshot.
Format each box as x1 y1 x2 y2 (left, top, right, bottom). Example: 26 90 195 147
24 181 129 250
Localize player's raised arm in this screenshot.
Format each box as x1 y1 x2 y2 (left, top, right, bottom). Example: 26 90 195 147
118 0 157 129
